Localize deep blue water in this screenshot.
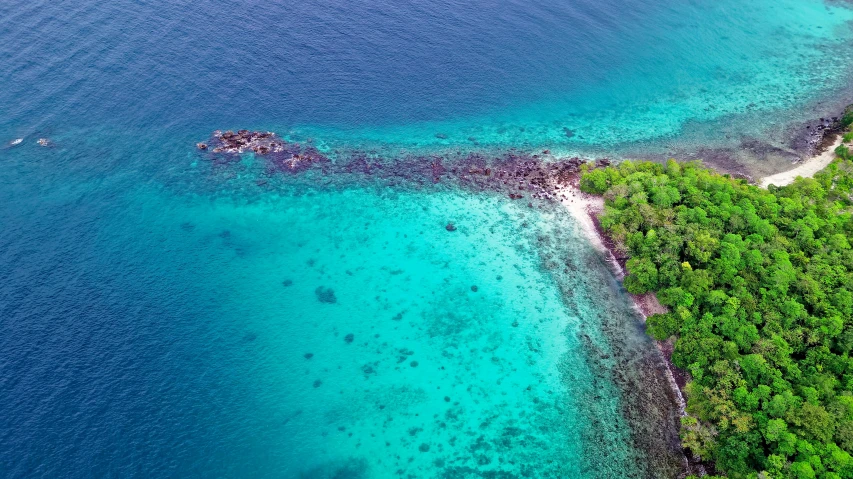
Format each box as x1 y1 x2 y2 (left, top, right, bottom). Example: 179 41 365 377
1 1 853 478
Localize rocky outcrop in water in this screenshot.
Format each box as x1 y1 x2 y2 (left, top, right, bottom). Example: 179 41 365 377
199 129 600 203
791 109 851 157
205 129 330 173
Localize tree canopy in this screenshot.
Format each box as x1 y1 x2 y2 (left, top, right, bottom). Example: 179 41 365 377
580 129 853 478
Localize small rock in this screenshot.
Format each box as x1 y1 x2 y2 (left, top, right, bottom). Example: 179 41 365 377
410 361 419 368
304 353 314 359
313 379 322 388
344 333 354 344
470 285 478 292
445 223 457 232
196 143 208 150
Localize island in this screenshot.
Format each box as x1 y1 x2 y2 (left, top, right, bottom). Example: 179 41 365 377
573 108 853 479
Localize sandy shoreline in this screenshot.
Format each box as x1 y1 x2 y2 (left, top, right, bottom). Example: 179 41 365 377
760 135 844 187
552 181 688 417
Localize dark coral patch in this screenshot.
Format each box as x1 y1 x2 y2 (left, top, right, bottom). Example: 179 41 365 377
315 286 337 303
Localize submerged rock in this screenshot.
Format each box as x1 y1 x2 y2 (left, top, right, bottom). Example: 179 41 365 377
445 223 457 232
315 286 337 303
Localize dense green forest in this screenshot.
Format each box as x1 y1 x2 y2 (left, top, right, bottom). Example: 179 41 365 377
579 117 853 479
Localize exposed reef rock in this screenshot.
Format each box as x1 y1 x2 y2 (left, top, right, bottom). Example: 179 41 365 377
206 129 330 173
791 113 848 157
198 129 597 202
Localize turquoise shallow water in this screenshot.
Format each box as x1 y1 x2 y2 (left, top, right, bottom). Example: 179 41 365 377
115 186 619 477
2 0 853 477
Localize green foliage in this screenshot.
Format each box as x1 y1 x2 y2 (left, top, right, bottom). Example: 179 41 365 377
842 106 853 128
579 166 609 194
581 157 853 479
838 145 852 163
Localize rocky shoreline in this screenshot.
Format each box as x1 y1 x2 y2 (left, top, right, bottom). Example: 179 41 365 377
553 184 705 477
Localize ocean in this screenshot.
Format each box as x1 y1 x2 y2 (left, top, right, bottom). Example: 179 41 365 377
1 0 852 477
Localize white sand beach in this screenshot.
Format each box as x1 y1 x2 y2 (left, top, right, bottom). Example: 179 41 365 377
761 136 844 188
